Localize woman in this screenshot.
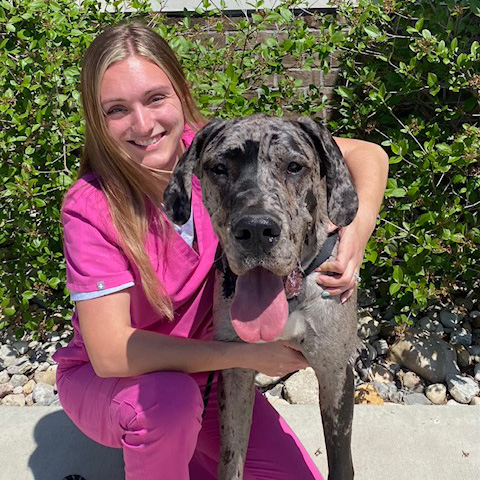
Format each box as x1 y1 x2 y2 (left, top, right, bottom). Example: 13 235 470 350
54 22 388 480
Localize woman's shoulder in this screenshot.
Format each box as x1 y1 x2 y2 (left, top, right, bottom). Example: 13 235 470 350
62 172 109 219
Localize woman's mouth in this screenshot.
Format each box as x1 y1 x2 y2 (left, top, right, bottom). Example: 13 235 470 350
129 133 165 149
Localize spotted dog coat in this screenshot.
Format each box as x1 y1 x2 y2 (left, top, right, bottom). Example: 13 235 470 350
164 115 362 480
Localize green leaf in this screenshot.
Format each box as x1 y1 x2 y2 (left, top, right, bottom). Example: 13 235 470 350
389 283 401 295
427 72 438 87
364 25 381 38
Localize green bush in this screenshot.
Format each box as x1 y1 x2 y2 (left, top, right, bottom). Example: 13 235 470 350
330 0 480 322
0 0 478 335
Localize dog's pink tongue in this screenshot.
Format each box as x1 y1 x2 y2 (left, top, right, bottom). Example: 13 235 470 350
230 268 288 343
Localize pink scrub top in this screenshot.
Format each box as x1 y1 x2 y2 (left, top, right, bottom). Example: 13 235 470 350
53 127 219 371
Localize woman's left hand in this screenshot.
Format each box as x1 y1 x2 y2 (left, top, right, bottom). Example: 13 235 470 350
315 217 372 303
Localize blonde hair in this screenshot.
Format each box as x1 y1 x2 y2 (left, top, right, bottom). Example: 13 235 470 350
77 22 204 320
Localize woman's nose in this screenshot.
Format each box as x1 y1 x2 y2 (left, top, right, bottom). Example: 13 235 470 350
131 106 154 134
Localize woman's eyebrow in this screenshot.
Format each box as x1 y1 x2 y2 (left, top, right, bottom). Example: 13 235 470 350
101 86 171 105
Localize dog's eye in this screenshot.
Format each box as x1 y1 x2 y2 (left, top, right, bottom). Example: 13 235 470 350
287 162 303 174
209 163 228 176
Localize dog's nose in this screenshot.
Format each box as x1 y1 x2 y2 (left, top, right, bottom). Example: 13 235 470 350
232 215 281 251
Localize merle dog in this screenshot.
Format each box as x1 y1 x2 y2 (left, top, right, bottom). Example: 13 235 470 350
164 115 361 480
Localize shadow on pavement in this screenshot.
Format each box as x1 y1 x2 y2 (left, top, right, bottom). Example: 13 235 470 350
28 410 124 480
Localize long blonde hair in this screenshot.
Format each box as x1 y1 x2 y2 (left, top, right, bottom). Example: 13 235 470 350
77 22 204 320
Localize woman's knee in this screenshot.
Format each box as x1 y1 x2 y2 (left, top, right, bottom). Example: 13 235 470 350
113 371 204 434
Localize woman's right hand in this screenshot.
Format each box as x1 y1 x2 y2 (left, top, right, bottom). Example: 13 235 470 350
243 341 309 377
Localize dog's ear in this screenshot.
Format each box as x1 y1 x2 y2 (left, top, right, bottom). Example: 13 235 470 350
163 119 225 224
296 117 358 226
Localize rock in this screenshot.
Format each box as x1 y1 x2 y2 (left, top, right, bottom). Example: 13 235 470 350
450 328 472 347
30 348 48 363
390 390 406 404
284 368 318 405
469 345 480 355
403 392 431 405
34 365 57 386
12 341 29 355
388 332 459 383
365 342 378 362
0 382 14 399
36 361 51 373
446 399 463 405
264 383 283 399
470 396 480 406
372 380 397 401
371 364 395 383
0 369 10 384
267 396 290 407
255 373 280 389
25 393 34 406
7 357 33 375
49 394 61 407
418 317 438 332
455 297 474 310
10 374 28 388
400 371 425 393
0 345 18 368
355 383 384 405
357 289 376 307
474 364 480 383
2 393 26 406
45 331 61 343
439 309 462 329
23 379 36 395
434 324 445 336
32 382 55 406
357 316 381 341
425 383 447 405
470 311 480 329
454 344 471 368
28 340 40 350
446 374 480 404
372 339 389 356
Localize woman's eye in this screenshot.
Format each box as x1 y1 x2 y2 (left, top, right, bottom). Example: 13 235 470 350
150 95 165 104
106 106 126 116
287 162 303 174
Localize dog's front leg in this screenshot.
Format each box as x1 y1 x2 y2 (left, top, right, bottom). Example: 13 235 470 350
316 362 355 480
217 367 256 480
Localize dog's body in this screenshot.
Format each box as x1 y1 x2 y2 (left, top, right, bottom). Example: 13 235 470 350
164 115 361 480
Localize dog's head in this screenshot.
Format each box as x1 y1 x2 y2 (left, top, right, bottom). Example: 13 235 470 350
164 115 358 276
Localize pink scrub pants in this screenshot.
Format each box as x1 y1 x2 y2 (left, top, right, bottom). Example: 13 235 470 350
57 363 324 480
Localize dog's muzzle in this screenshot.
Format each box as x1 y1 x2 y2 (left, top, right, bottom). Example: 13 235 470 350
232 214 281 254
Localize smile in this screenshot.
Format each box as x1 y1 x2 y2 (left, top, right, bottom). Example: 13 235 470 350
130 133 164 147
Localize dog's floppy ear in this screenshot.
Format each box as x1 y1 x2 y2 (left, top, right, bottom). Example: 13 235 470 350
296 116 358 226
163 118 225 224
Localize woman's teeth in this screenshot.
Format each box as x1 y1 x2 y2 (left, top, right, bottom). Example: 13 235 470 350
132 135 162 146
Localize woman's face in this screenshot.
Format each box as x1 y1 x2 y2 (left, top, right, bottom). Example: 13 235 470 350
100 55 185 171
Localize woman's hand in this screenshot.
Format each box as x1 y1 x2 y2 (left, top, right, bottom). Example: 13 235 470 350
246 341 309 377
316 137 388 303
315 215 375 304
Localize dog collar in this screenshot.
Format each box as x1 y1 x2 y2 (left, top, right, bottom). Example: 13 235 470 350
284 230 339 299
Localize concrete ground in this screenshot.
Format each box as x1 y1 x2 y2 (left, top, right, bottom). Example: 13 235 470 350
0 403 479 480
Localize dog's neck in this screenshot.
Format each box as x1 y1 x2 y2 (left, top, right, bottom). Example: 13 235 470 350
284 230 339 299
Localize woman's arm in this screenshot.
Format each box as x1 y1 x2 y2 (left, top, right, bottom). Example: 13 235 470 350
316 137 389 301
77 290 308 378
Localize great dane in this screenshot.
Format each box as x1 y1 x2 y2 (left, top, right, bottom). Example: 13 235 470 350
164 115 361 480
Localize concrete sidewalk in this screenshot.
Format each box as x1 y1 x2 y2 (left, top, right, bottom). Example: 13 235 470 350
0 404 479 480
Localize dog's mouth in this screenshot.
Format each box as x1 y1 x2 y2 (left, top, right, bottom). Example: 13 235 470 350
230 267 289 343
